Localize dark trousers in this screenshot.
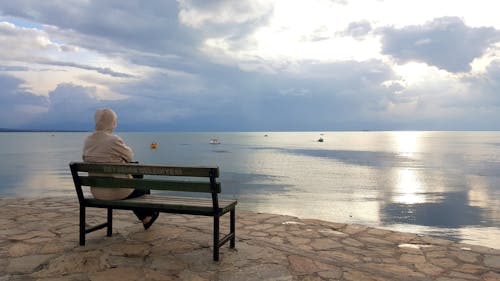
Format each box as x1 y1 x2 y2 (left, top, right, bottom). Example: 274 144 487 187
125 189 154 221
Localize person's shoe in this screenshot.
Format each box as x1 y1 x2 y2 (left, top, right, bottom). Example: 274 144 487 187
143 211 159 230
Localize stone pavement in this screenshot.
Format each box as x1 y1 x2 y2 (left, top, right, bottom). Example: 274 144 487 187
0 198 499 281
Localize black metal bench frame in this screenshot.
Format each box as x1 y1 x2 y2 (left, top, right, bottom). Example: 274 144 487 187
69 162 237 261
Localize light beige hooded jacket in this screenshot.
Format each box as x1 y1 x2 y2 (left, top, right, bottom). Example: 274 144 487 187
83 108 134 200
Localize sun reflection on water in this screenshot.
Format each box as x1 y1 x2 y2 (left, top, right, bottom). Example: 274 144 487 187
393 168 426 204
391 132 426 204
393 131 422 157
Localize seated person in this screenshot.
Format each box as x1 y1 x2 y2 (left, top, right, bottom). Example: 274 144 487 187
82 108 159 229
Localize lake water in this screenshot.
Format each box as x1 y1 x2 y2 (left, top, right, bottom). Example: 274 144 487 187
0 131 499 249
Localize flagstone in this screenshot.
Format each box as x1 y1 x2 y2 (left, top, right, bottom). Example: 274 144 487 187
32 251 105 277
310 238 342 250
286 236 310 246
342 270 390 281
399 253 426 264
482 271 500 281
89 267 145 281
366 228 393 236
6 254 54 274
386 232 418 242
341 237 364 247
483 255 500 269
455 264 489 274
430 257 459 268
448 271 481 280
367 263 425 278
450 250 479 263
425 249 449 258
322 250 361 263
342 224 366 234
130 227 185 242
318 228 348 237
415 262 445 276
8 243 38 257
358 236 395 245
149 255 188 272
108 242 150 256
317 268 342 280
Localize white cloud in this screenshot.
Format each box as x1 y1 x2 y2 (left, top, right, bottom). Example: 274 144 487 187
178 0 273 28
0 17 149 99
0 21 57 59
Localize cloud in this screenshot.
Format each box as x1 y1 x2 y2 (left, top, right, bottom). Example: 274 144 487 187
27 58 394 131
0 21 57 60
146 59 398 131
380 17 500 73
21 83 99 130
178 0 273 29
0 74 47 128
0 0 199 56
462 59 500 107
377 58 500 130
0 16 141 98
344 20 372 39
0 65 29 71
35 59 134 78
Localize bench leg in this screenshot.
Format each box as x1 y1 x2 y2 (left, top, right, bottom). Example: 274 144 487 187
230 209 235 248
107 208 113 237
213 215 220 261
79 205 85 246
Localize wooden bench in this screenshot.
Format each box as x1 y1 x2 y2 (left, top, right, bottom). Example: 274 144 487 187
69 162 237 261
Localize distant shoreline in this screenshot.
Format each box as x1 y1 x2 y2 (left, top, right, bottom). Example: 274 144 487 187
1 129 499 133
0 129 89 132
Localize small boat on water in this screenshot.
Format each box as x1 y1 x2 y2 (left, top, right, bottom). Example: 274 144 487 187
209 138 221 145
150 142 158 149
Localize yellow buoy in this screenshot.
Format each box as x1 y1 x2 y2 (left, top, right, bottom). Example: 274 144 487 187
150 142 158 149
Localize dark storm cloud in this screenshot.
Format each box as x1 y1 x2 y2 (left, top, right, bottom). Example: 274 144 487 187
380 17 500 73
26 83 100 130
109 59 397 131
0 74 47 127
25 57 394 132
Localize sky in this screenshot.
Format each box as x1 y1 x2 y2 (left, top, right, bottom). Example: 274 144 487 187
0 0 499 131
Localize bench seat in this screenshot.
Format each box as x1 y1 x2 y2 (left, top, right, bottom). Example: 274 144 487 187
84 195 237 215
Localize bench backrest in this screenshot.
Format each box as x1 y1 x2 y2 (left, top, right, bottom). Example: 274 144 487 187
70 162 221 205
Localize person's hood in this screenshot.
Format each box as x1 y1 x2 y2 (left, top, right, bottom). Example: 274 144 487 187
94 108 117 133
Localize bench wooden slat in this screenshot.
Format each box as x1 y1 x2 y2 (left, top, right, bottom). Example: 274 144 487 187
89 194 236 207
84 195 237 214
72 162 219 177
122 195 235 206
79 176 221 193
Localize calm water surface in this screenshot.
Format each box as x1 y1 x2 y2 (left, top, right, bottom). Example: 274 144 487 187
0 131 499 248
